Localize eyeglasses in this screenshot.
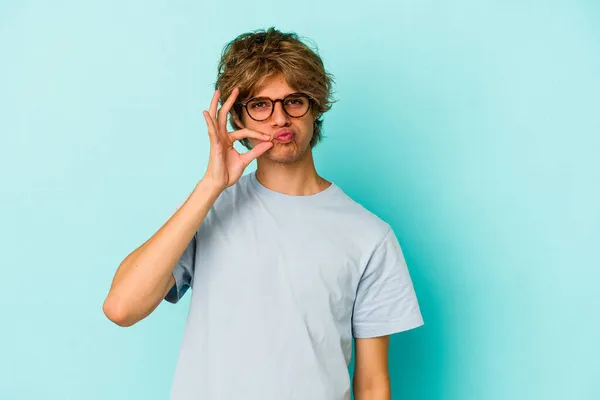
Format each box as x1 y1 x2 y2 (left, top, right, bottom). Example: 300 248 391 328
235 92 314 122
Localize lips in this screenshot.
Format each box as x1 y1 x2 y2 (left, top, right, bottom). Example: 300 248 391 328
275 129 294 140
274 130 295 143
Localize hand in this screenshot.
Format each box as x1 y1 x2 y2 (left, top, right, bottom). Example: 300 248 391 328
201 87 274 191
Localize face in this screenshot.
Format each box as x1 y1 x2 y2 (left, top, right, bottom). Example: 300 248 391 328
232 74 317 165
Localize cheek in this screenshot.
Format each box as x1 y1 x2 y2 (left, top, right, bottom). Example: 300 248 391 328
303 118 315 134
243 121 268 134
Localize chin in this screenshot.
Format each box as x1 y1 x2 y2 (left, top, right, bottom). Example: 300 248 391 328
264 151 302 164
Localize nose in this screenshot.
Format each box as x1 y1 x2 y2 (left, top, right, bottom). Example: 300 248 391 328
271 100 291 126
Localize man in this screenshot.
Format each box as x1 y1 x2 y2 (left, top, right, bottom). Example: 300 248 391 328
103 27 424 400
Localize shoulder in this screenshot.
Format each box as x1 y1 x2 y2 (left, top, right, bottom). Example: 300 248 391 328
211 172 255 209
328 185 392 246
195 173 255 233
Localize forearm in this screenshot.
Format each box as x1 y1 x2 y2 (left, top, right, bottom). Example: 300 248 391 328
353 375 391 400
353 386 391 400
103 179 222 326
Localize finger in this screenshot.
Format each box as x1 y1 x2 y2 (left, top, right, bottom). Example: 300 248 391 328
218 87 239 134
205 108 229 145
203 110 221 145
209 89 220 120
240 141 274 166
228 128 272 142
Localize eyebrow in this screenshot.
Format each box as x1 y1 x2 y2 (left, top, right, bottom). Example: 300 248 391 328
250 92 300 99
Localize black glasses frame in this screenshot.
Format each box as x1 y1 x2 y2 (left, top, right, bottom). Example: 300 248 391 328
235 92 314 122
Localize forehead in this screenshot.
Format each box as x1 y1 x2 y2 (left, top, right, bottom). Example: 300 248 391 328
252 74 297 98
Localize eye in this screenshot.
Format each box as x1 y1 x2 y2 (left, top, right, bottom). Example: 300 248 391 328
285 97 305 106
250 101 270 109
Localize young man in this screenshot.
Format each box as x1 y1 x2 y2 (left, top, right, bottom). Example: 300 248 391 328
103 27 424 400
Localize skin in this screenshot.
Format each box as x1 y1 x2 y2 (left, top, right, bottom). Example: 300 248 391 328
208 73 392 398
353 336 392 399
230 73 332 195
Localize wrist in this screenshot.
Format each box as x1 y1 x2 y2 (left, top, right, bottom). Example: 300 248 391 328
195 178 225 198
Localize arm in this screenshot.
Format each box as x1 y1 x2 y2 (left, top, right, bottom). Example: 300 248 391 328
102 179 222 327
102 88 273 327
353 335 391 400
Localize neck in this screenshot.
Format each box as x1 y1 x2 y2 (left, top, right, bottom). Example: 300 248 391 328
255 151 331 196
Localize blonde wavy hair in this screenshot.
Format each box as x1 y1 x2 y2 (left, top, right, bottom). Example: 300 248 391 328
214 27 337 149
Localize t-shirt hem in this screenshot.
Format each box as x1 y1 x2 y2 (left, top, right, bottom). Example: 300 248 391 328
352 315 425 338
164 270 189 304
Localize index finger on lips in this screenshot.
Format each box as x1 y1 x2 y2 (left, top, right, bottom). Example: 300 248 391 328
228 128 272 142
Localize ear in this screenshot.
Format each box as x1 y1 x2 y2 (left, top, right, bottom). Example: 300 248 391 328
231 112 245 129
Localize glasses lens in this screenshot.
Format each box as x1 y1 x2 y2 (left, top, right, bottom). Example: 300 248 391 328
247 98 273 121
284 94 310 117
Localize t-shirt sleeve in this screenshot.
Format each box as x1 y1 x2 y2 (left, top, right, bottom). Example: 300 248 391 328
352 227 424 338
164 233 197 304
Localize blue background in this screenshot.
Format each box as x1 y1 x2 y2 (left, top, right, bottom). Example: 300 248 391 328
1 1 598 399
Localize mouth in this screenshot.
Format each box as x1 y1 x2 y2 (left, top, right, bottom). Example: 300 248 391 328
274 131 295 143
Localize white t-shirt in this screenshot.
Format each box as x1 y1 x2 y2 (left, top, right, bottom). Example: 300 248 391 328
165 170 424 400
